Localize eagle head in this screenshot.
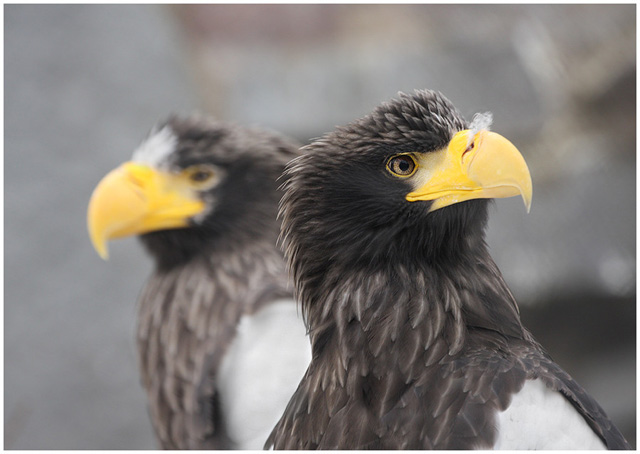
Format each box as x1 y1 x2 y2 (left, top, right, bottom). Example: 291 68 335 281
279 89 532 298
88 114 299 268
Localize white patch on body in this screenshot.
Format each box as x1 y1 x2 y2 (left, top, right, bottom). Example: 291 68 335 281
132 126 177 169
217 298 312 450
493 378 606 449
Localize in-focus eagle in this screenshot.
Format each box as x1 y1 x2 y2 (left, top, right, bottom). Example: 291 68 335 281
268 90 630 449
87 115 311 449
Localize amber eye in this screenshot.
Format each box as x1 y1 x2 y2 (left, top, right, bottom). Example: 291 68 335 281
184 165 218 188
387 154 417 177
190 169 214 182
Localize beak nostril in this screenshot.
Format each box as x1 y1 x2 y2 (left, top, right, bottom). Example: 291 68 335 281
122 163 154 191
126 172 145 188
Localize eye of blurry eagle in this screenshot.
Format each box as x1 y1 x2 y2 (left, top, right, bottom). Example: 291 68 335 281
184 164 219 186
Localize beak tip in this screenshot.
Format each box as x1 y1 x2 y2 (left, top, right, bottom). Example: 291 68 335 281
523 193 532 213
88 218 109 260
91 237 110 260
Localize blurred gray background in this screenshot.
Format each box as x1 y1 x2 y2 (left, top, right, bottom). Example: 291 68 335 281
5 4 635 449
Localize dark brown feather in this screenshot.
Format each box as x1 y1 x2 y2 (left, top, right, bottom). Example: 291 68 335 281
268 90 630 449
132 116 300 449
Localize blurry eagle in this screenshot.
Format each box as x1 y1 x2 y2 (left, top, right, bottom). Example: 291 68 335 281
88 115 311 449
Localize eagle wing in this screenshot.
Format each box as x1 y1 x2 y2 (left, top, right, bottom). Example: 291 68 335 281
136 262 243 449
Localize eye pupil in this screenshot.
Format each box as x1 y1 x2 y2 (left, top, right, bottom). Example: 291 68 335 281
191 170 212 182
388 155 416 177
184 165 219 188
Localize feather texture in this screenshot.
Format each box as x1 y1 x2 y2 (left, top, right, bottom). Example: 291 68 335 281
268 90 630 450
124 116 310 449
138 242 300 448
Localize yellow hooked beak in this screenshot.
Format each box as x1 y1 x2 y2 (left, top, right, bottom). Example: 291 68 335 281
87 162 205 259
406 129 532 212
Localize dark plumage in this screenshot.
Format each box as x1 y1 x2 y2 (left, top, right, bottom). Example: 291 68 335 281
88 115 311 449
267 90 630 449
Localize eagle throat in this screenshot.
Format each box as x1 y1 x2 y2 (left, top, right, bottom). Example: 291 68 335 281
294 202 527 373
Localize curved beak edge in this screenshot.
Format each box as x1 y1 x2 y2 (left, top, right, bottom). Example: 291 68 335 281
87 163 205 260
407 130 532 213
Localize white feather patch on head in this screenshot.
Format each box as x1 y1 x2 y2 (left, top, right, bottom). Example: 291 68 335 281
467 112 493 147
132 125 177 169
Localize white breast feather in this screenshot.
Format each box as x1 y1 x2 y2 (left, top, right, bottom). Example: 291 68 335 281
217 299 311 450
493 378 606 449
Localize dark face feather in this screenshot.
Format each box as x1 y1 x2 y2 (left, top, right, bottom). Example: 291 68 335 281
280 90 489 303
270 89 628 450
271 90 525 449
139 115 300 269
